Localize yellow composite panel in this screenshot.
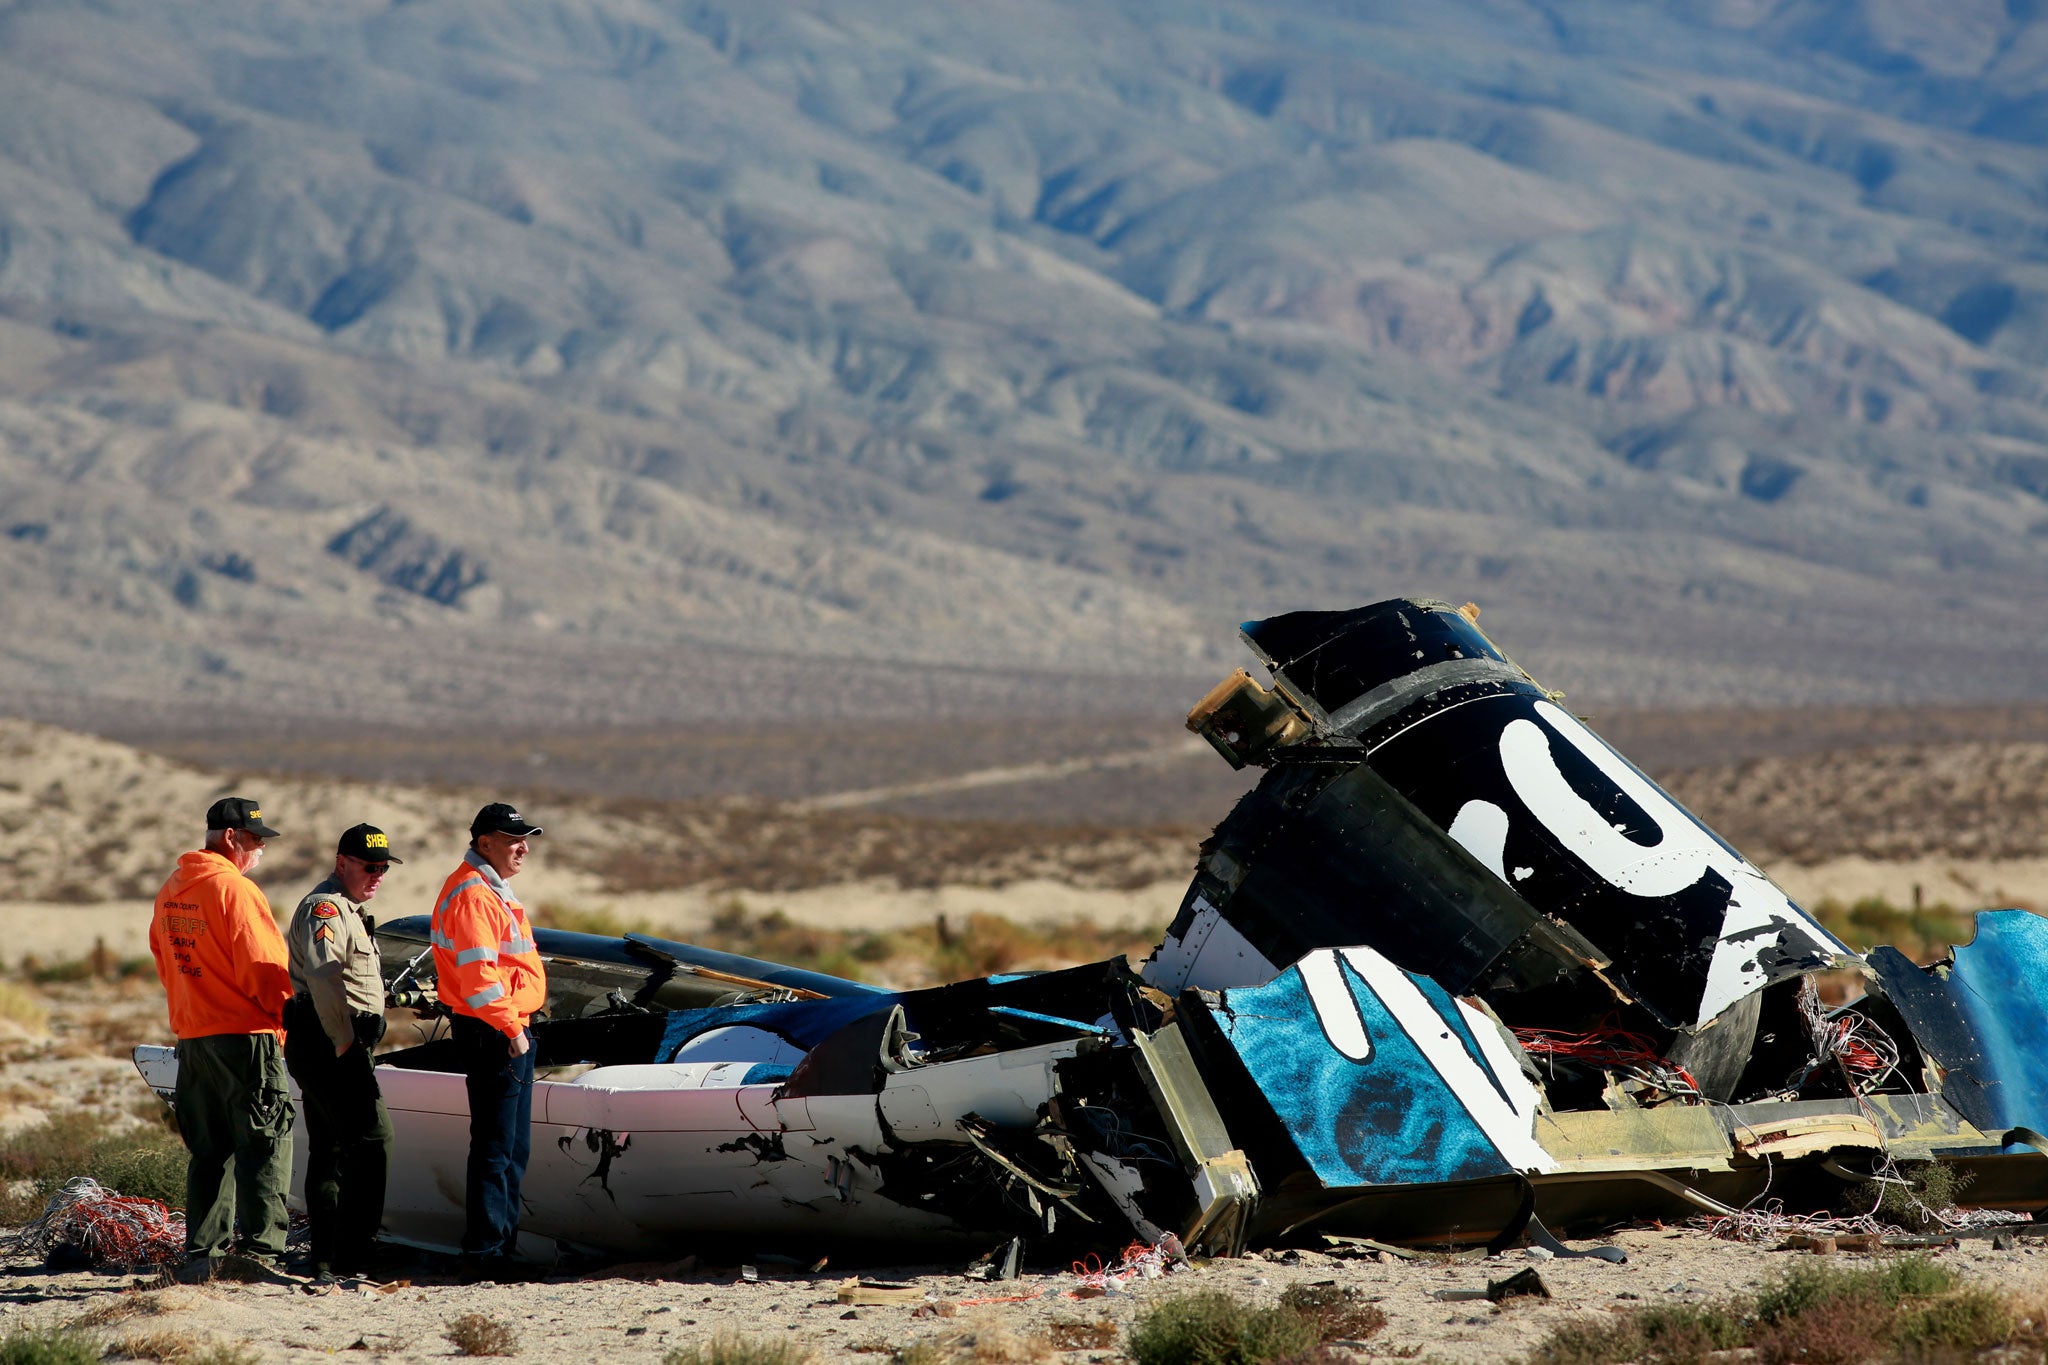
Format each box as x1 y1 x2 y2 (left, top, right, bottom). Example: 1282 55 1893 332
1535 1106 1734 1173
1725 1112 1886 1160
1858 1095 1993 1151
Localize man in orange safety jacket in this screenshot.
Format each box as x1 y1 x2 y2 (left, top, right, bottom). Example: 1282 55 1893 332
149 796 295 1283
430 802 547 1281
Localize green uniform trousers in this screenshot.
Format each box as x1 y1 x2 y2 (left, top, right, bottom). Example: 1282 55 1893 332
284 1008 393 1273
175 1032 293 1260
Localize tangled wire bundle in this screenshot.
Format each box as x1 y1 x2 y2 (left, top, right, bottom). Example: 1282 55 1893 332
1511 1019 1703 1100
1071 1235 1188 1292
11 1176 185 1269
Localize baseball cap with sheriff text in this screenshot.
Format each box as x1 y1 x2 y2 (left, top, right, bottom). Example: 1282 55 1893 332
337 823 403 865
206 796 280 839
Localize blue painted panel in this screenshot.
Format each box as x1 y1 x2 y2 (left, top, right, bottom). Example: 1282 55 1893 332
1943 911 2048 1138
657 993 901 1060
1872 910 2048 1142
1209 956 1516 1187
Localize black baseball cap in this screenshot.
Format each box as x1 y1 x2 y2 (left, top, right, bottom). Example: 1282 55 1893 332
206 796 280 839
470 803 543 838
337 823 403 865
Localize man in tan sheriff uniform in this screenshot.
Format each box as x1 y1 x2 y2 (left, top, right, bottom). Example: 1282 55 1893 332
283 823 400 1285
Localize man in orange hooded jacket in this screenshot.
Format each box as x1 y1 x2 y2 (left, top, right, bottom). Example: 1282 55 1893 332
149 797 295 1281
430 802 547 1280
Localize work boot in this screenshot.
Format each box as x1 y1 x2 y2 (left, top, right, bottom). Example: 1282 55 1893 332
173 1255 218 1286
218 1251 294 1285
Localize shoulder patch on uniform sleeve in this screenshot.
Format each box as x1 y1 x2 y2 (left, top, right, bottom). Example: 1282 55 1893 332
313 923 335 944
312 902 340 918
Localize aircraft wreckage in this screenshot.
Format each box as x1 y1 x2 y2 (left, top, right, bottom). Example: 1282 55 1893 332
135 598 2048 1263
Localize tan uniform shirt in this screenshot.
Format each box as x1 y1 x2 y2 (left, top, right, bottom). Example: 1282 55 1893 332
287 875 385 1051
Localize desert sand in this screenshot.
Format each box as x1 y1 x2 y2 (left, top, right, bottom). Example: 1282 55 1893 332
0 1217 2044 1363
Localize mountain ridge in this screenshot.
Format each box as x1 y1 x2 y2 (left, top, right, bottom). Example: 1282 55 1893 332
4 0 2048 728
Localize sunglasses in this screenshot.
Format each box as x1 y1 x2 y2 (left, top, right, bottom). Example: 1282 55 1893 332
350 858 394 875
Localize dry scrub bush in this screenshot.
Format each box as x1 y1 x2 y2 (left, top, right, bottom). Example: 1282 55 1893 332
52 1006 164 1059
662 1333 814 1364
443 1314 519 1357
0 1110 186 1223
103 1334 253 1365
0 1328 99 1365
1846 1160 1975 1234
0 980 48 1033
1278 1283 1388 1343
1889 1288 2014 1356
106 1328 203 1361
934 1313 1057 1363
1526 1255 2026 1365
70 1291 168 1329
1753 1308 1889 1365
1126 1289 1321 1365
1752 1255 1955 1324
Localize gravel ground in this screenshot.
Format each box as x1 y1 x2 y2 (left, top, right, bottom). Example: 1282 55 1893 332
3 1225 2047 1363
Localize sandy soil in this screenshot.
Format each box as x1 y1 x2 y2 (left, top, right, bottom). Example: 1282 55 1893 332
0 1223 2045 1363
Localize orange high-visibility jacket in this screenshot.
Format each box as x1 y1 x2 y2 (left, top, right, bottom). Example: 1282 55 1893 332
149 849 293 1040
431 850 546 1037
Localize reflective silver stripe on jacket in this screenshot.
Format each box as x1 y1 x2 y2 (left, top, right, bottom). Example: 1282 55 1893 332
465 983 506 1008
499 935 536 954
432 876 484 921
455 945 498 965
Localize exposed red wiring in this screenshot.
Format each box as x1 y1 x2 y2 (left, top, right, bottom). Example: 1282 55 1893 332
1510 1019 1702 1097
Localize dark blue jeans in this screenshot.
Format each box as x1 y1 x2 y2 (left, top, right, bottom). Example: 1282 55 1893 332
451 1014 533 1258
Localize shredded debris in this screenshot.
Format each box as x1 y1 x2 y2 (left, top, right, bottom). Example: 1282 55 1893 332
11 1176 184 1269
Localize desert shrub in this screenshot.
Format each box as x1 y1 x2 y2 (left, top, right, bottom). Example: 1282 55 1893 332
931 1313 1057 1363
443 1314 518 1357
1278 1283 1388 1343
0 980 47 1032
0 1328 100 1365
70 1291 167 1329
1629 1301 1747 1365
1532 1256 2019 1365
1525 1308 1743 1365
1754 1255 1955 1325
0 1111 187 1222
662 1333 814 1364
1856 1163 1977 1233
108 1328 202 1361
1892 1287 2013 1354
887 1345 950 1365
1526 1316 1650 1365
1754 1303 1890 1365
1126 1289 1321 1365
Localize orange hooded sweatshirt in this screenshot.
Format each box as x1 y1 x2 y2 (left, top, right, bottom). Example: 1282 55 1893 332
150 849 293 1040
